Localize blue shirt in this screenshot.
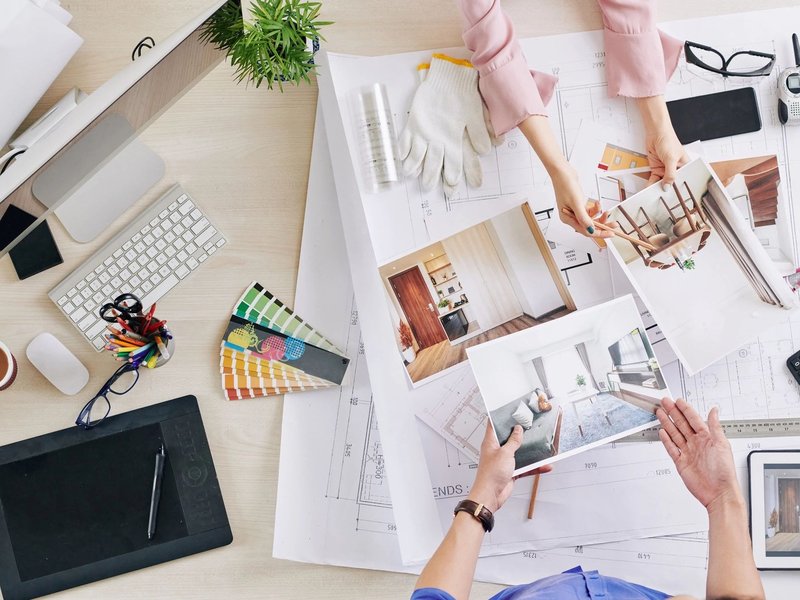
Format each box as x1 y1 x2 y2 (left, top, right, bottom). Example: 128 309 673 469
411 566 669 600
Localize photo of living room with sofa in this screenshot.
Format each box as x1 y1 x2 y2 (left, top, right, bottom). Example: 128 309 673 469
379 202 576 385
467 296 668 475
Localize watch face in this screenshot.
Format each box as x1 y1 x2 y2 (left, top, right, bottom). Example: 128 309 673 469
788 73 800 94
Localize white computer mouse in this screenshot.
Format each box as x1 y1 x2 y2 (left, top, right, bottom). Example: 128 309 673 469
26 332 89 396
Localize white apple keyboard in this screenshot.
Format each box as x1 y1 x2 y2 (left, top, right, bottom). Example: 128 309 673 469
48 184 226 350
26 333 89 395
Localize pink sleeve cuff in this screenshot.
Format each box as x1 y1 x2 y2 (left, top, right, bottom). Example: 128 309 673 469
459 0 558 136
603 27 683 97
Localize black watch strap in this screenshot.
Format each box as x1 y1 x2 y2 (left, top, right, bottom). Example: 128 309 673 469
453 499 494 532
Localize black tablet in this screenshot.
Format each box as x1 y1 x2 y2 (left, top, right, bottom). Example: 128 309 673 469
0 396 232 600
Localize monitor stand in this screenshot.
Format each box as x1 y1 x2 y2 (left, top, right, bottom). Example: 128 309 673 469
31 114 164 243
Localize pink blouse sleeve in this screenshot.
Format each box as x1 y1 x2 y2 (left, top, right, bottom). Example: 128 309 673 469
456 0 557 136
598 0 682 97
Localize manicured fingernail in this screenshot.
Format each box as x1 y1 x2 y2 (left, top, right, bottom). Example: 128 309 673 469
587 226 595 234
661 182 669 192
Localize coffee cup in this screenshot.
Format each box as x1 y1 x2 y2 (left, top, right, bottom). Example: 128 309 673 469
0 341 18 391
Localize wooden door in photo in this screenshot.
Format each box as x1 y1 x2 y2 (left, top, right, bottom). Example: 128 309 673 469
389 267 447 349
779 479 800 533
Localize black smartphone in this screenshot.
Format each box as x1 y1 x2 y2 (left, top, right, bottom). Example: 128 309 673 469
666 87 761 144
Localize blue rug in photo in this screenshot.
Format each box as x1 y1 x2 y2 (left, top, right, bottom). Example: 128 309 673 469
557 392 656 454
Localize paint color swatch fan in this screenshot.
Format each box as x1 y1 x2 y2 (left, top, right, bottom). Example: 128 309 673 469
220 282 350 400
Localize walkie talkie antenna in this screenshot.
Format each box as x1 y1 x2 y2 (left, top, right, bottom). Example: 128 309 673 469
793 33 800 67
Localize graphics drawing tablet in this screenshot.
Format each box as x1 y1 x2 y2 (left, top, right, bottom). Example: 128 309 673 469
0 396 232 600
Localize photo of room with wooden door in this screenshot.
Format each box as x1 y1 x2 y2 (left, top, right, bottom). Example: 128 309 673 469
378 201 575 386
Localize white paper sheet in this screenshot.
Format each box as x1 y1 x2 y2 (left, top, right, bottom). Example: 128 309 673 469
273 106 795 598
0 0 83 148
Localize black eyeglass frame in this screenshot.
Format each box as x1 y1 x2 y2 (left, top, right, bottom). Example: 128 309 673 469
684 41 776 78
76 363 140 430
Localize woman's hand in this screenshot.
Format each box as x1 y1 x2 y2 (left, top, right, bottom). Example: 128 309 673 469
467 421 552 513
638 96 689 189
656 397 742 510
552 165 614 239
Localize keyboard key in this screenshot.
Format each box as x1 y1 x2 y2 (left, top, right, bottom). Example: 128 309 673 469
125 250 137 261
181 216 193 228
132 233 142 243
143 234 155 245
93 292 105 304
190 208 202 220
137 255 148 267
112 249 123 258
150 217 160 227
120 284 132 294
158 265 171 277
117 257 129 269
177 250 188 262
165 231 176 243
153 226 164 237
187 257 199 270
174 224 185 236
86 272 96 282
151 273 162 285
186 243 197 254
140 274 179 309
155 239 167 251
134 242 146 253
146 247 158 259
78 314 97 332
175 239 186 250
198 253 208 262
130 276 141 287
159 209 169 219
57 296 68 306
182 231 193 243
110 277 122 288
138 267 149 279
102 284 114 296
120 269 131 280
70 307 87 323
94 264 104 274
156 255 167 265
64 301 76 314
168 201 178 211
208 246 217 255
170 213 181 224
92 337 106 350
142 225 152 234
85 300 97 313
123 241 133 250
216 239 225 247
165 246 177 258
191 218 209 235
86 320 107 340
67 288 78 298
103 257 114 266
176 265 190 279
81 288 92 300
168 258 180 269
195 227 216 248
142 281 153 293
76 280 87 291
177 194 188 203
99 273 111 284
179 200 195 215
108 265 119 276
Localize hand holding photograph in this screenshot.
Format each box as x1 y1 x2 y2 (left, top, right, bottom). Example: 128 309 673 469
603 158 798 375
467 295 669 476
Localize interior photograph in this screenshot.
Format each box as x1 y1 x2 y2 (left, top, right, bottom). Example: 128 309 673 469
764 466 800 555
468 296 666 473
378 203 575 385
605 158 797 374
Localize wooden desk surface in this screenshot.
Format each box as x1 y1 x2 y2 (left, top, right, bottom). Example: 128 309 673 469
1 1 797 598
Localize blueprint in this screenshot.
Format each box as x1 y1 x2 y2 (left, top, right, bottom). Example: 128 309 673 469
273 106 796 597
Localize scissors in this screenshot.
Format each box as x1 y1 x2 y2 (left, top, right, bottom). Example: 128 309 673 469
99 293 145 327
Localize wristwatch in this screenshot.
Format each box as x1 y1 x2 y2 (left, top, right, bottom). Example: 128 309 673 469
453 499 494 532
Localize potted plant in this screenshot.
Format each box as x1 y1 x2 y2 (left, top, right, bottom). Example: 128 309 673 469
576 374 587 389
437 298 451 313
682 257 696 270
200 0 332 90
398 321 415 363
767 508 778 538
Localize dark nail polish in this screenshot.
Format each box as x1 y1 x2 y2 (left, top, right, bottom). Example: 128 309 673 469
587 226 595 234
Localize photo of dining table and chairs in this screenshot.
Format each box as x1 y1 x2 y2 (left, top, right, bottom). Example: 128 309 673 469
604 158 798 375
467 295 668 475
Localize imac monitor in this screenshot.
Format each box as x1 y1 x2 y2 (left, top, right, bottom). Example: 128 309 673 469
0 0 234 256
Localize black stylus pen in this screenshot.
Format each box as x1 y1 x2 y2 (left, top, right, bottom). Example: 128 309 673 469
147 444 166 540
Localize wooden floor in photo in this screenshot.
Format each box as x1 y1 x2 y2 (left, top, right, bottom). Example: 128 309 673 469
766 532 800 553
406 309 572 383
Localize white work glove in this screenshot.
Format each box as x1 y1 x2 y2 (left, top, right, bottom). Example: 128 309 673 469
399 54 492 197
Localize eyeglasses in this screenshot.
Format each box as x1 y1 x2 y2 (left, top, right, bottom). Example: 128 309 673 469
76 363 140 429
685 41 775 78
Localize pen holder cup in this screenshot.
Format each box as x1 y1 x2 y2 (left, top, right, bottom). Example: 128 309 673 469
153 337 175 369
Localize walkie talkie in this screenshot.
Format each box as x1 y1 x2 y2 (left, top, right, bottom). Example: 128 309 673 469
778 33 800 124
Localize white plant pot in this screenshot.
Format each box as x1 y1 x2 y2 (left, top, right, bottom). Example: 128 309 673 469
767 526 776 538
402 347 416 363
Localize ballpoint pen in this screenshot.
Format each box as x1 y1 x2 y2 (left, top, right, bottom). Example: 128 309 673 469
148 444 166 540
